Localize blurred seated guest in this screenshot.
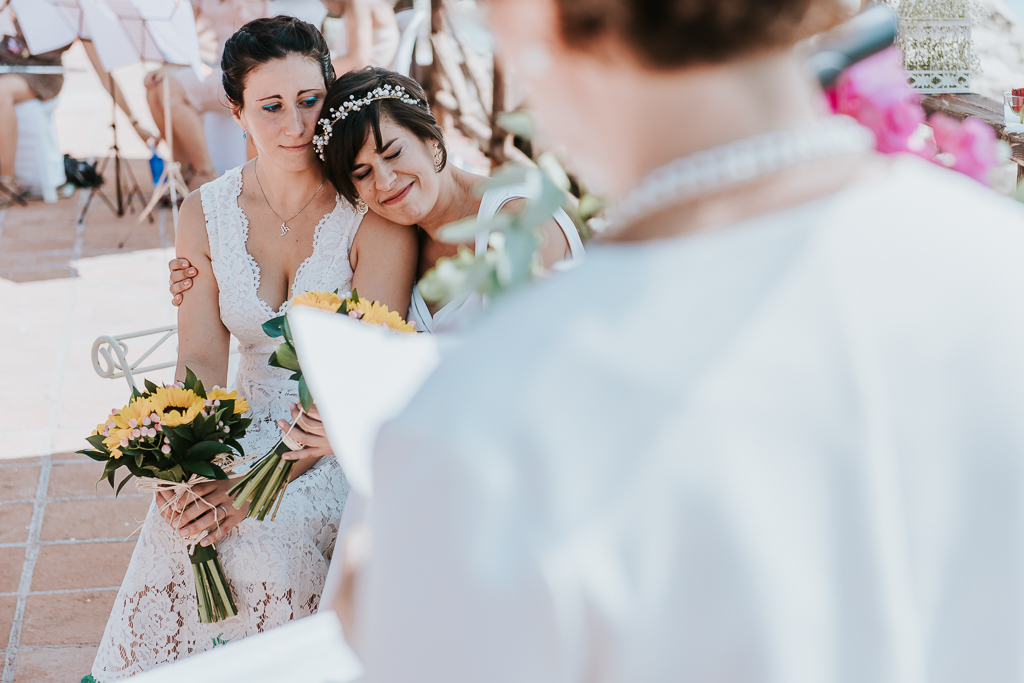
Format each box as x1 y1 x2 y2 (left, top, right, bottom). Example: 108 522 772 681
349 0 1024 681
144 0 287 191
0 17 71 195
323 0 399 73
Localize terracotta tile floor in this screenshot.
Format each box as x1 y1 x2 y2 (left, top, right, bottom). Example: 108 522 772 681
0 453 148 683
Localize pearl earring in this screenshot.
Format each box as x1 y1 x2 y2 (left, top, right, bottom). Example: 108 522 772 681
355 197 368 214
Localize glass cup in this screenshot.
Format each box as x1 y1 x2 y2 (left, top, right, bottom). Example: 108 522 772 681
1004 92 1024 127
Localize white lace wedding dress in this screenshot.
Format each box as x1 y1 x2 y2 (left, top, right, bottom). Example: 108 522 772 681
90 167 359 680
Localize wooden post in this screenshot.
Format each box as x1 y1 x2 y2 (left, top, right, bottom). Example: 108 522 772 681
488 58 507 168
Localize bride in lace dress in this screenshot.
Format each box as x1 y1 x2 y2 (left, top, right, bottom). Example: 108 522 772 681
89 18 416 681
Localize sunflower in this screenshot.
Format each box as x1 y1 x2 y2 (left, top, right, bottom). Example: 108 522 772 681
346 299 416 333
103 427 133 453
150 386 206 427
291 289 345 313
110 397 154 431
207 387 250 415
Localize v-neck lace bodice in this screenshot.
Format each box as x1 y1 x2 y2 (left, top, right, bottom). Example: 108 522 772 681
201 166 362 456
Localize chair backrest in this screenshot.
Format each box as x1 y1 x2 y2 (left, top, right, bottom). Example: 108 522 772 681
391 8 427 76
14 97 65 203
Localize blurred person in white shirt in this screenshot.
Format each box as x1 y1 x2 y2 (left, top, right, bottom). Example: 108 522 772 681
349 0 1024 681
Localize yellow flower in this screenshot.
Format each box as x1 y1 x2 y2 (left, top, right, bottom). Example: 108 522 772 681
103 427 133 452
291 289 345 313
207 387 250 415
150 386 206 427
346 299 416 333
110 448 123 460
110 397 155 431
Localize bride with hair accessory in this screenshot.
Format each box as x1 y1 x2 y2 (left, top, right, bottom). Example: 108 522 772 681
88 17 416 682
168 66 587 446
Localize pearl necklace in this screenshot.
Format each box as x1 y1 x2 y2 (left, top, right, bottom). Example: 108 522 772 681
605 115 874 235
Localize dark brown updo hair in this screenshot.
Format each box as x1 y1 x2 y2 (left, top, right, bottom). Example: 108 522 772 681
318 68 446 205
554 0 814 67
221 16 335 109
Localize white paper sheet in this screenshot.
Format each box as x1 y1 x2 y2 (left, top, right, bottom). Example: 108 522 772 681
288 307 441 496
10 0 78 54
79 0 201 73
130 612 363 683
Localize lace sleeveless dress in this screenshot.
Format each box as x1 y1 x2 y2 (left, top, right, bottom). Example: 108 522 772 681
90 167 358 680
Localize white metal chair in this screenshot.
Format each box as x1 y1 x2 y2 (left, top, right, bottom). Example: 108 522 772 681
92 326 179 391
14 97 65 203
93 325 241 391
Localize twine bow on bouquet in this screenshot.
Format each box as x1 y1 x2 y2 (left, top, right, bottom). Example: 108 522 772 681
79 369 252 623
229 289 415 521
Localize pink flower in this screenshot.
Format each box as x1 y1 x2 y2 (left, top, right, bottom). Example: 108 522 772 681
929 113 999 185
831 47 930 157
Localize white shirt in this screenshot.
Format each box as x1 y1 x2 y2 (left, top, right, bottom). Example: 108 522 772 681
364 157 1024 682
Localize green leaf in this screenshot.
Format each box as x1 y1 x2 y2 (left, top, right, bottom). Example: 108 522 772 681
115 474 135 496
184 367 199 392
271 342 302 373
134 453 143 468
298 376 313 412
208 463 229 480
78 448 108 462
263 315 287 338
86 434 108 450
188 440 233 462
350 288 359 302
181 460 216 478
144 379 160 394
496 110 534 139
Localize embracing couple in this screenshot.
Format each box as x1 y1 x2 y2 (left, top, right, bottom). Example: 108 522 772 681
89 15 583 682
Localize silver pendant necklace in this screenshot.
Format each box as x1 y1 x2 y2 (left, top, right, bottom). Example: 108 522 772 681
254 156 325 236
604 116 874 235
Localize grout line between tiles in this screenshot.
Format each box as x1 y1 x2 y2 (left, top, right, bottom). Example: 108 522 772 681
0 494 148 506
0 587 120 598
0 536 140 550
1 455 50 683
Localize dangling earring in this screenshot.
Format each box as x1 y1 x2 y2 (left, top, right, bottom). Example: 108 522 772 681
433 145 443 173
242 129 248 140
355 197 368 214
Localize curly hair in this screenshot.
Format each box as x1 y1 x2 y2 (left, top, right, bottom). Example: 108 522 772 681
553 0 815 66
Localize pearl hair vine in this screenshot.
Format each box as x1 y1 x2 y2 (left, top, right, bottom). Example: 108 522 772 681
312 84 421 161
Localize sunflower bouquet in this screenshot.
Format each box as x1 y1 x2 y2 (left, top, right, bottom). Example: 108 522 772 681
78 369 251 623
228 289 415 520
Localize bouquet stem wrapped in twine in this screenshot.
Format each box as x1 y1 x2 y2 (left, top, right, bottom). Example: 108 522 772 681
137 453 243 623
227 410 305 522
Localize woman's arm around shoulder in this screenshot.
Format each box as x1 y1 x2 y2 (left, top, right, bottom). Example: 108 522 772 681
350 211 418 316
175 189 231 388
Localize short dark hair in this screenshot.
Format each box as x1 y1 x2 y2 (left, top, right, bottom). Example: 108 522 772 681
221 16 335 109
553 0 814 67
319 67 447 205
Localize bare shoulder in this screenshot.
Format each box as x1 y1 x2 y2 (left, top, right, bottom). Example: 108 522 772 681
176 188 211 257
355 211 417 247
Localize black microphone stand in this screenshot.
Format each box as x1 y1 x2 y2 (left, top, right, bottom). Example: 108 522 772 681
78 73 146 224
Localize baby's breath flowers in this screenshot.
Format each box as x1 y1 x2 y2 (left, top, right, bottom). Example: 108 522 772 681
80 370 252 623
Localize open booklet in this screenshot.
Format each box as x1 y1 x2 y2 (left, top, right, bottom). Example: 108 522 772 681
287 305 442 496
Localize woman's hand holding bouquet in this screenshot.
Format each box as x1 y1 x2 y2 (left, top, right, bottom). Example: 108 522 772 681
228 289 415 520
79 370 252 623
